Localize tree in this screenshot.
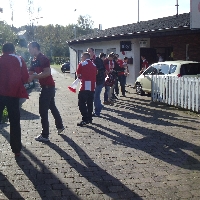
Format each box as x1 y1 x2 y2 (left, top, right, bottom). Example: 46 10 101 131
76 15 94 36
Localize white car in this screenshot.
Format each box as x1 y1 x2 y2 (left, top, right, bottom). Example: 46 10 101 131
134 60 200 95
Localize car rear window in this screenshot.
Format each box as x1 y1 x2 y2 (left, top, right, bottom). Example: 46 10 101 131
180 63 200 75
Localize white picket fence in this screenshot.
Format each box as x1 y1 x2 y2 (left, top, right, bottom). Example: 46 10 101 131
151 76 200 112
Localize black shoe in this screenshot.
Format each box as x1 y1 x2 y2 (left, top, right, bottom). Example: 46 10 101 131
112 95 118 100
92 113 100 117
86 120 92 124
77 121 87 126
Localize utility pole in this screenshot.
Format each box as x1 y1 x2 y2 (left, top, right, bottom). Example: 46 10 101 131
9 0 13 27
138 0 139 22
175 0 179 16
74 9 77 39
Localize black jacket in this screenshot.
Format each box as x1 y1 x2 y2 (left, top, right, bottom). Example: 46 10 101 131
94 57 106 85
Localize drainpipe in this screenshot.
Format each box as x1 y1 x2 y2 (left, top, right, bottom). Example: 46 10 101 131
67 43 77 80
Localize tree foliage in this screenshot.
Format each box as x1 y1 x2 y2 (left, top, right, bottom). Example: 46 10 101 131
0 14 94 63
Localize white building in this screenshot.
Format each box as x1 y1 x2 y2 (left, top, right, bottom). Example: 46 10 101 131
67 13 200 86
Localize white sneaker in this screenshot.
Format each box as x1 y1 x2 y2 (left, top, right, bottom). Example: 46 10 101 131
35 134 49 142
57 127 65 134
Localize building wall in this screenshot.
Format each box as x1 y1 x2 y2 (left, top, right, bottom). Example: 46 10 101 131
69 38 150 85
150 32 200 62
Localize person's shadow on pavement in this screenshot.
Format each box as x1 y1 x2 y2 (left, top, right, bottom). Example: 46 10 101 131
48 134 143 199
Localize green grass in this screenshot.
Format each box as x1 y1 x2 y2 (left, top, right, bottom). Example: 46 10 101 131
51 64 62 73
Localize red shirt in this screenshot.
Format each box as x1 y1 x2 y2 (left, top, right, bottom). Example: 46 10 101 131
104 58 114 72
29 53 55 87
76 59 97 91
0 53 29 98
142 59 149 70
116 59 124 76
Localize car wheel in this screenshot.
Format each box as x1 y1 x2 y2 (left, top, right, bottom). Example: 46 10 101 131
136 83 145 96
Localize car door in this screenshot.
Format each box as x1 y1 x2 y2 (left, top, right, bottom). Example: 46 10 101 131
140 64 159 92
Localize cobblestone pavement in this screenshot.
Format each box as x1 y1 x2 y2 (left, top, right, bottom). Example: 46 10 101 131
0 69 200 200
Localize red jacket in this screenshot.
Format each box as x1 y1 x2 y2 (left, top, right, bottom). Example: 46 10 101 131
0 53 29 98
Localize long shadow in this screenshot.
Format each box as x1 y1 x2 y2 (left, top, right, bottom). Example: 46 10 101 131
89 117 200 170
20 108 40 120
0 171 24 199
0 130 80 200
103 101 198 130
120 95 200 123
47 135 143 200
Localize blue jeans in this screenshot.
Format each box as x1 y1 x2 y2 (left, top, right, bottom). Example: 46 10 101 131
94 83 104 115
118 75 126 95
104 85 110 102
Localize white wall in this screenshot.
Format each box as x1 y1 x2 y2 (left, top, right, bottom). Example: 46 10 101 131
69 38 150 85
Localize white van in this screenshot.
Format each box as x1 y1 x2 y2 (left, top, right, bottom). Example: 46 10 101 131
134 60 200 95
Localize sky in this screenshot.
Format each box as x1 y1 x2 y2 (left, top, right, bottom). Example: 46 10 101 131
0 0 190 30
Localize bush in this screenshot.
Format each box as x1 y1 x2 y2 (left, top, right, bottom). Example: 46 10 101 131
1 107 8 123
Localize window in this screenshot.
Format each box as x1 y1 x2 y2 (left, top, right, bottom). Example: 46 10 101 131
181 63 200 75
143 65 159 75
158 64 169 75
95 49 103 57
78 50 83 63
169 65 177 74
106 48 116 55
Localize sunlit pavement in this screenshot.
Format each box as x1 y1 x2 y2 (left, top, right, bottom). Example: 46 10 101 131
0 69 200 200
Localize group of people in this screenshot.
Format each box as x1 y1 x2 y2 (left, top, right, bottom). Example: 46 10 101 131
0 42 65 156
0 42 130 156
76 48 129 126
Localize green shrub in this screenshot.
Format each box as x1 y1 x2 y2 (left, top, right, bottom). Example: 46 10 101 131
1 107 8 122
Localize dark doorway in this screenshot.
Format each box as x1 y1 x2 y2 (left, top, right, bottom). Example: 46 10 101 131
140 48 157 69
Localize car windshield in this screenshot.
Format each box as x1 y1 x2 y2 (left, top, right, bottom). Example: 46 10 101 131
180 63 200 75
143 65 159 75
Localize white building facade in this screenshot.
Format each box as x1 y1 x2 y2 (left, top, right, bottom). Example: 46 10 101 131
68 38 150 86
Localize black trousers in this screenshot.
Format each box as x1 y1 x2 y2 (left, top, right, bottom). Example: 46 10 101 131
78 90 94 122
115 75 126 96
39 87 63 138
0 96 21 153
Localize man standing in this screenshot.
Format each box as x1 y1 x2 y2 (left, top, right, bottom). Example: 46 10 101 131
28 41 64 142
114 56 126 97
103 53 115 105
0 43 29 156
157 53 164 62
76 52 97 126
88 50 106 117
87 47 96 61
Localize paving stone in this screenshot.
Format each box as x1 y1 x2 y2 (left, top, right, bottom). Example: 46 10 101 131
0 70 199 199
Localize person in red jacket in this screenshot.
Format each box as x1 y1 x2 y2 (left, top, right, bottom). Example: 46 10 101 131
139 55 149 74
76 52 97 126
0 43 29 157
28 41 65 142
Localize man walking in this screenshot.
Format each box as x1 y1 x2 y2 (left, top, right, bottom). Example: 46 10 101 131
0 43 29 156
28 41 64 142
76 52 97 126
